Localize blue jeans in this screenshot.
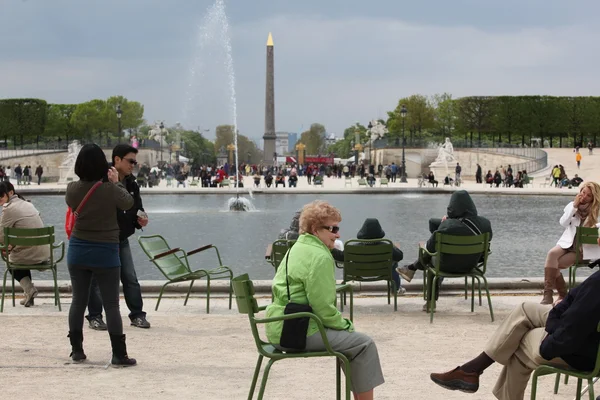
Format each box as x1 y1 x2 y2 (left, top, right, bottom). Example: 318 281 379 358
391 262 401 290
86 239 146 321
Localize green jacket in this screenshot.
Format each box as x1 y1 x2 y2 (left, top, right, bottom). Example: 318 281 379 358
265 234 354 345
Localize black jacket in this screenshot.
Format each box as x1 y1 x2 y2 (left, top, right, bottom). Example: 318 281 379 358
117 174 144 241
332 218 403 263
425 191 492 272
540 270 600 371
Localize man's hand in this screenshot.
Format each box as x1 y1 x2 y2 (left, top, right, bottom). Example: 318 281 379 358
138 217 149 227
441 215 447 222
553 298 563 307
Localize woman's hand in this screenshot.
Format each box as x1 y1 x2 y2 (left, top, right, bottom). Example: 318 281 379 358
107 167 119 183
574 193 582 208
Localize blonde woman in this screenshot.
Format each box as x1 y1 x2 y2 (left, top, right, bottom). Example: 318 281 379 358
266 200 384 400
541 181 600 304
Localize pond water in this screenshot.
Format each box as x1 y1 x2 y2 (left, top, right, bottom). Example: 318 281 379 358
22 193 591 281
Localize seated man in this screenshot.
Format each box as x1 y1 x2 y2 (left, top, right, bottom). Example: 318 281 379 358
571 174 583 187
427 171 438 187
397 190 492 311
443 175 453 186
430 267 600 400
288 174 298 188
176 172 186 188
275 172 286 188
366 173 376 187
253 173 261 188
264 172 273 188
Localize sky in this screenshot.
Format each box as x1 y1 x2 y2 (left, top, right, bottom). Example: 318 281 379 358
1 0 599 147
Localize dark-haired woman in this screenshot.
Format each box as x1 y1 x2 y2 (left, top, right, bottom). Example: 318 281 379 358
65 144 137 366
0 181 49 307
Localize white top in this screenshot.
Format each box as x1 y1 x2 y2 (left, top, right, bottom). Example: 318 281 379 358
557 201 600 260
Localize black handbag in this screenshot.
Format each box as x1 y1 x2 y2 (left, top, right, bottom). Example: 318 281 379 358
279 251 313 350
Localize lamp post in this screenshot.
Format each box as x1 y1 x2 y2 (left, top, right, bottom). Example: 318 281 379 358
400 104 408 183
159 122 164 163
368 121 373 168
116 105 122 144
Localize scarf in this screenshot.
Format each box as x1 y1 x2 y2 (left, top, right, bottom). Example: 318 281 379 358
577 202 593 227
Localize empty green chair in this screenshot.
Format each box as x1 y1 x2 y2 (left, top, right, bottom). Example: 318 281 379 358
1 226 65 312
342 238 397 311
420 232 493 323
138 234 233 313
232 274 352 400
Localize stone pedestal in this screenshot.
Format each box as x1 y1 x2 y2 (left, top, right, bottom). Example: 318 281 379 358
58 166 75 184
429 164 451 181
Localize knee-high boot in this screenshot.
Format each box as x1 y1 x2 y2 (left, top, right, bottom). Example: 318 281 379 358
541 268 556 305
68 331 86 362
109 334 137 367
555 272 568 300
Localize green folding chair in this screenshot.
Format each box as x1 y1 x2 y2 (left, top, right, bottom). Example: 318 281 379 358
232 274 352 400
530 322 600 400
138 234 233 313
1 226 65 312
569 226 599 290
342 238 397 311
420 232 493 323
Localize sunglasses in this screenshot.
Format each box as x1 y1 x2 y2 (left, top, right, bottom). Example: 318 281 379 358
123 158 138 165
322 226 340 234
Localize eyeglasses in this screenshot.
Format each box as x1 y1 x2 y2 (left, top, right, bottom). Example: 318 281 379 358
322 226 340 234
123 158 138 165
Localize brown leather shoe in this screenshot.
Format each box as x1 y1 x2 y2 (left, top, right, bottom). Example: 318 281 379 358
430 367 479 393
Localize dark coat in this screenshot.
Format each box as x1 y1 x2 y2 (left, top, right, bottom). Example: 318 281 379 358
117 174 144 241
331 218 403 263
278 210 301 240
540 270 600 371
425 191 492 273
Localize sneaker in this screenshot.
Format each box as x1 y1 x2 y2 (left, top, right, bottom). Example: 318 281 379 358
23 287 38 307
131 316 151 329
396 265 415 282
88 316 108 331
397 286 407 296
430 366 479 393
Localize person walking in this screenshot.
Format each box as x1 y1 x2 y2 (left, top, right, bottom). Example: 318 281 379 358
14 164 22 186
65 143 136 366
35 165 43 185
455 163 462 185
475 163 482 184
575 148 582 169
86 144 151 330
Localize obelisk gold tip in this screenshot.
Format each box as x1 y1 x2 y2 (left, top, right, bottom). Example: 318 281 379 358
266 32 274 46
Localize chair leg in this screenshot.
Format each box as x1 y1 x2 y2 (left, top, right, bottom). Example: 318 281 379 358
1 269 9 312
387 281 390 305
257 359 276 400
471 277 475 312
530 371 539 400
587 378 595 400
576 378 583 400
206 277 211 314
336 359 341 400
341 357 351 400
248 355 263 400
349 287 353 322
53 267 61 311
554 373 561 394
478 278 482 306
11 274 15 307
481 276 494 322
228 275 233 310
393 281 397 312
430 276 438 324
155 282 169 311
184 280 195 306
464 277 468 299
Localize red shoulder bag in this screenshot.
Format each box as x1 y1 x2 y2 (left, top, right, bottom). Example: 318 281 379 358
65 181 102 239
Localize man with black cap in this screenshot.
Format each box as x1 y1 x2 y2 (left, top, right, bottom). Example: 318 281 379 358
397 190 492 310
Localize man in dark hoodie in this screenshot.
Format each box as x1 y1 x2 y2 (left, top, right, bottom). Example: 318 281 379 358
278 210 301 240
331 218 405 294
430 269 600 400
396 190 492 310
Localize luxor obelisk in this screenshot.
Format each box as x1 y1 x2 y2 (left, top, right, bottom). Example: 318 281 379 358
262 32 276 165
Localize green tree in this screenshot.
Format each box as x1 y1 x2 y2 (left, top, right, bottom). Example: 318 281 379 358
431 93 455 139
299 123 326 155
105 95 145 139
180 130 216 166
213 124 262 165
386 95 435 144
70 99 109 143
0 99 47 148
45 104 79 144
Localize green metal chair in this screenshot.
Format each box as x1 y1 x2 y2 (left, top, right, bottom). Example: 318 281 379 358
232 274 352 400
268 239 353 321
343 238 397 311
420 232 493 323
530 322 600 400
568 226 599 290
1 226 65 312
138 234 233 313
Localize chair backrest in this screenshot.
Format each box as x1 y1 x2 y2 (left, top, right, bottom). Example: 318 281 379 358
575 226 599 263
4 226 55 264
221 179 230 186
270 239 295 270
138 235 191 279
343 239 394 282
232 274 260 315
433 232 490 273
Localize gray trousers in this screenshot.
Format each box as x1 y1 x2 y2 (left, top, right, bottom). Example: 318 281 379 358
305 329 385 394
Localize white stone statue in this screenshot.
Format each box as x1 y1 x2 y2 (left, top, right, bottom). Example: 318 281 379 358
60 140 82 167
368 120 388 142
149 121 166 144
432 137 456 165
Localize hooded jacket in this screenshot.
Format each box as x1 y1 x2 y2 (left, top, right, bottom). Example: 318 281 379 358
331 218 403 262
425 191 492 272
278 210 301 240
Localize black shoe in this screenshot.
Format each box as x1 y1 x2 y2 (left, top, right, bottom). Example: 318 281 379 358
88 316 108 331
68 331 87 362
110 334 137 367
130 316 151 329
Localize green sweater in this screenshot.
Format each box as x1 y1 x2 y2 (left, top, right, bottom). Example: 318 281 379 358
265 234 354 345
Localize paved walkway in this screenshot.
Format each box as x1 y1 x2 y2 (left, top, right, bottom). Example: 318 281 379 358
0 293 583 400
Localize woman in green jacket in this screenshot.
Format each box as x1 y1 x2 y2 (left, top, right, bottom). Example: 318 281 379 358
266 200 384 400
